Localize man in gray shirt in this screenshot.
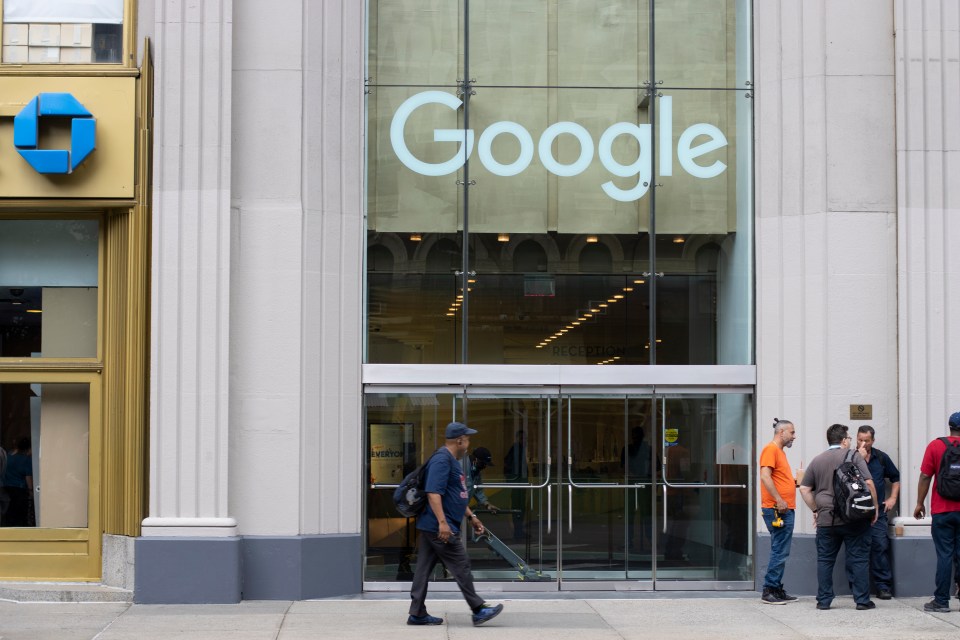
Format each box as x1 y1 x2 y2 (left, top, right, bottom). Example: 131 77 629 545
799 424 879 610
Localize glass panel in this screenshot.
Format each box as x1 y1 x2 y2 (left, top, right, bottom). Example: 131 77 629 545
365 392 456 581
564 396 653 581
467 268 650 365
655 394 752 582
2 0 124 64
0 220 99 359
0 382 90 528
462 395 555 582
367 0 461 86
653 0 751 89
652 89 752 364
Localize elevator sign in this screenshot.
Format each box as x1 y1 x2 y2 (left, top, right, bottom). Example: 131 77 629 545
390 90 728 202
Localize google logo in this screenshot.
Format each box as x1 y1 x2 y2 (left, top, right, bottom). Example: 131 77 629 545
390 90 728 202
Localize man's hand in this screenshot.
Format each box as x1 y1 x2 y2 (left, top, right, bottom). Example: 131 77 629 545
883 497 896 513
914 503 926 519
471 517 485 535
775 497 787 512
484 503 499 513
437 521 452 542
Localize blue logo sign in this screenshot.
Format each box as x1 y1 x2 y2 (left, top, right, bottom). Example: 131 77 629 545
13 93 96 174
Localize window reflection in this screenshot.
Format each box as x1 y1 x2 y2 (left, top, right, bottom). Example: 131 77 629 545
0 220 98 359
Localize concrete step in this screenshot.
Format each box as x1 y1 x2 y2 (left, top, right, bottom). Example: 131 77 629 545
0 581 132 603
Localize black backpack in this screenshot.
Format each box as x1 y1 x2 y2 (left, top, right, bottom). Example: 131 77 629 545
832 449 875 522
936 438 960 500
393 450 441 517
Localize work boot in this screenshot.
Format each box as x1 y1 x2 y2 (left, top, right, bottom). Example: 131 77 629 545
761 587 785 604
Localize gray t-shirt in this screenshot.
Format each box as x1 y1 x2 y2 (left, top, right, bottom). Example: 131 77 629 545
801 447 872 527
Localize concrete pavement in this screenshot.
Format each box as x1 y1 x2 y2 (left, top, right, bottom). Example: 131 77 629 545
3 594 960 640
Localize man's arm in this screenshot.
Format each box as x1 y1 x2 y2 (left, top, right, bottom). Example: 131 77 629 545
885 481 900 513
760 466 787 511
914 473 932 519
427 493 452 541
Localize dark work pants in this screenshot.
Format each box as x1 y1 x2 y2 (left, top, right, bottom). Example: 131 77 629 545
409 530 485 616
931 511 960 606
816 519 871 606
869 511 893 592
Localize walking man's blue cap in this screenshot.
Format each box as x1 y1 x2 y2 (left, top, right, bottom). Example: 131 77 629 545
949 412 960 429
446 422 478 438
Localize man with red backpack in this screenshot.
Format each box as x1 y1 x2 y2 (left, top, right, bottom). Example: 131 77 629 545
914 411 960 613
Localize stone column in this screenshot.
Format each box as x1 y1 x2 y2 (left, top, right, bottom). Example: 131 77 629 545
137 0 239 604
895 0 960 513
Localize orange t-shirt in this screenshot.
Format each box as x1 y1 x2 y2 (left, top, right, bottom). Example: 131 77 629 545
759 442 796 509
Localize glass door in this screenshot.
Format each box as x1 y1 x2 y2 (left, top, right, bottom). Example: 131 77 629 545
561 395 654 588
653 393 753 588
363 388 753 591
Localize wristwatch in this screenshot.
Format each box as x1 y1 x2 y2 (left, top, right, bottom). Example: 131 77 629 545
469 514 478 520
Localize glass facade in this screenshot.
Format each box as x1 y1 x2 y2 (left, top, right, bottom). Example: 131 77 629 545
364 0 754 589
366 0 753 366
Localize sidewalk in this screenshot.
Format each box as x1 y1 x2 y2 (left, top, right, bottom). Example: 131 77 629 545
3 593 960 640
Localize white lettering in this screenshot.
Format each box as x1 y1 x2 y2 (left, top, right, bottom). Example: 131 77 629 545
477 121 534 177
390 91 474 177
389 91 728 200
538 122 594 177
677 123 727 179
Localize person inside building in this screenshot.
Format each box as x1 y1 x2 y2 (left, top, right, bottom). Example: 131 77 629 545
503 430 528 541
1 437 34 528
466 446 499 514
855 425 900 599
913 411 960 613
407 422 504 627
622 424 652 552
800 424 878 611
759 418 798 604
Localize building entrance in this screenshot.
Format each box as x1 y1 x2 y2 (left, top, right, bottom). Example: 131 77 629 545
364 386 753 591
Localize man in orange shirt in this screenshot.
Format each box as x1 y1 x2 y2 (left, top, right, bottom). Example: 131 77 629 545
759 418 798 604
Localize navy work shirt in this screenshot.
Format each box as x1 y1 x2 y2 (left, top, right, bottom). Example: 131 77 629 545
416 447 469 534
865 447 900 502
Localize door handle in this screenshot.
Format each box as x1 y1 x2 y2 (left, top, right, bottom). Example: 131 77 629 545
547 484 552 535
662 485 668 534
568 484 573 534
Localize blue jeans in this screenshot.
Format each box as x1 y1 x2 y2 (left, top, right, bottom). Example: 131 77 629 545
816 519 871 606
930 511 960 606
869 511 892 591
761 507 794 589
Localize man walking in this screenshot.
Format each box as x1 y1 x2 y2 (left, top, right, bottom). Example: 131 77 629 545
913 411 960 613
856 425 900 599
799 424 878 611
408 422 504 626
759 418 798 604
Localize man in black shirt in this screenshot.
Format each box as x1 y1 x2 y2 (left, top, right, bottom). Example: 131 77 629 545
856 425 901 600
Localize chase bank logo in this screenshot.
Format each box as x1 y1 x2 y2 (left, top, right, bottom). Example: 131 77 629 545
13 93 96 174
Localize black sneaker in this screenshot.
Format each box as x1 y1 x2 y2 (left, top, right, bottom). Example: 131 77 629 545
816 602 831 610
775 587 798 603
472 603 504 626
876 589 892 600
856 601 876 610
924 600 950 613
407 614 444 625
761 587 785 605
